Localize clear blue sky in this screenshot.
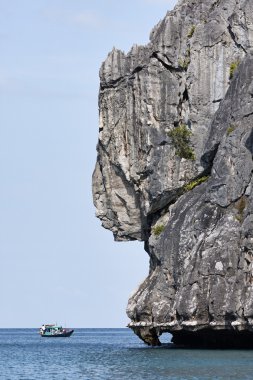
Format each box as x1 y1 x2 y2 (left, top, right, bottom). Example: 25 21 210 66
0 0 177 328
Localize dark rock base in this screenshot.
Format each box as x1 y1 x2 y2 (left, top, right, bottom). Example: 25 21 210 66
130 326 253 348
172 330 253 349
131 326 162 346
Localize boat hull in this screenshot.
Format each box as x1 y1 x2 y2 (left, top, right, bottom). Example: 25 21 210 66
40 329 74 337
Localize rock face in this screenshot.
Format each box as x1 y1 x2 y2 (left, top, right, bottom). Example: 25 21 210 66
93 0 253 347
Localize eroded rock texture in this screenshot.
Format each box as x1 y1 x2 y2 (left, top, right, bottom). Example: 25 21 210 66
93 0 253 347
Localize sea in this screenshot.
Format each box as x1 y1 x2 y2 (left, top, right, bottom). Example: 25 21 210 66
1 328 253 380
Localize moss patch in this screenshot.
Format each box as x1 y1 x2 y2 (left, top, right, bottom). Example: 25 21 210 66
187 25 195 38
184 176 209 192
178 56 190 70
178 48 191 70
168 124 195 160
234 196 246 223
227 124 236 136
235 196 246 214
229 61 240 79
152 224 165 237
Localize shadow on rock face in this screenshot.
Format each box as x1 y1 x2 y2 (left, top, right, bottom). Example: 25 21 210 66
171 330 253 349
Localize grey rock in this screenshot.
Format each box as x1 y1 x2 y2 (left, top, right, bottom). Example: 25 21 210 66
127 54 253 346
93 0 253 241
93 0 253 347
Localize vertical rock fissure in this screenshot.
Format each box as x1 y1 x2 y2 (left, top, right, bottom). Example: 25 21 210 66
227 24 247 54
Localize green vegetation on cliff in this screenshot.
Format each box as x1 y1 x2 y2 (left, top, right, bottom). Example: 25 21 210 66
184 176 209 192
152 224 165 237
229 61 240 79
168 124 195 160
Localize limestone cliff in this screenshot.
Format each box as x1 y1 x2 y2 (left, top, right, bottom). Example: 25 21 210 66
93 0 253 347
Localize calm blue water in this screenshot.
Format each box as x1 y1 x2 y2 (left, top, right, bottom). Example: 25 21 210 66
1 328 253 379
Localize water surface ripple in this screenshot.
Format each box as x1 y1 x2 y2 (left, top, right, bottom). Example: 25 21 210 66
1 328 253 379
